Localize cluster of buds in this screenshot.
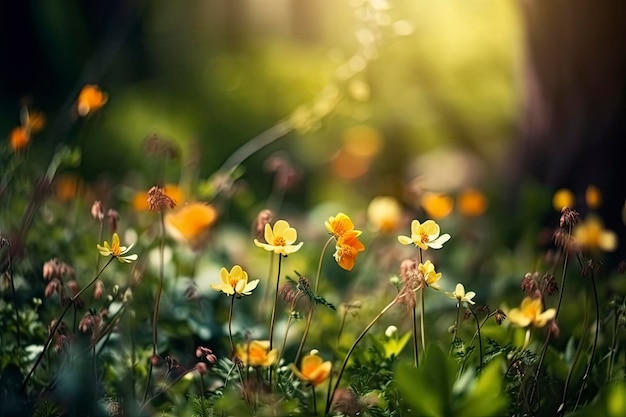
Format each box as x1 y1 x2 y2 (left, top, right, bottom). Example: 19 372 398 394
521 271 558 297
91 200 121 233
43 258 76 302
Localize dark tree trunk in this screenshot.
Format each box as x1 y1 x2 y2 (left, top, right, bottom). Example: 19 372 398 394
509 0 626 262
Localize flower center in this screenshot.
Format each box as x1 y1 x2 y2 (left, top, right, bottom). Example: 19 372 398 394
419 231 429 243
273 237 286 246
111 241 121 256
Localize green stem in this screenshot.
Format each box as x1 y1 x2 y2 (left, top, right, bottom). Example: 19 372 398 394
574 262 600 411
295 236 334 363
21 256 114 391
144 211 166 403
311 384 317 415
411 307 419 368
449 302 462 357
269 254 283 351
228 295 236 355
325 295 399 414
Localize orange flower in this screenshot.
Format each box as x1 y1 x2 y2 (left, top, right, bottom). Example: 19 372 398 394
325 213 355 238
458 189 487 217
421 192 453 219
289 351 332 386
77 84 108 116
552 188 575 211
9 127 29 152
334 230 365 271
165 203 217 249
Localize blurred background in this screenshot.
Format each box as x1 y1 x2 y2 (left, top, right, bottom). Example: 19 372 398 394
1 0 625 263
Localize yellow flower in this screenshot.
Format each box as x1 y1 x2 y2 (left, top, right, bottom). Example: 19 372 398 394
458 189 487 217
445 283 476 304
289 351 331 386
210 265 259 296
367 196 402 233
417 260 442 290
97 233 138 263
235 340 278 367
165 203 218 249
421 192 453 220
334 230 365 271
325 213 355 238
254 220 303 255
574 215 617 252
398 219 450 250
77 84 108 116
552 189 575 211
508 297 555 328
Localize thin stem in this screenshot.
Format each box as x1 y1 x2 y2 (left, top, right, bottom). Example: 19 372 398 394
420 288 426 356
228 295 236 354
269 254 283 351
325 295 400 414
529 224 572 404
295 237 334 363
607 300 619 382
311 384 318 415
144 211 167 403
558 295 590 416
21 257 114 391
418 248 425 358
411 308 419 368
470 307 483 370
268 254 283 389
6 247 22 351
575 263 600 411
449 303 462 357
219 120 293 174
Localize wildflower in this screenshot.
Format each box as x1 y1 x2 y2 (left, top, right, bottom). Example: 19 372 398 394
552 189 575 211
334 230 365 271
367 196 402 233
573 214 617 252
585 185 602 209
77 84 108 116
458 189 487 217
210 265 259 296
494 308 506 325
147 186 177 212
9 127 29 152
325 213 357 238
421 192 453 219
97 233 138 263
107 209 120 233
417 260 442 290
290 350 332 386
165 202 218 249
507 297 556 328
54 174 82 201
234 340 278 367
398 219 450 250
445 283 476 305
254 220 303 255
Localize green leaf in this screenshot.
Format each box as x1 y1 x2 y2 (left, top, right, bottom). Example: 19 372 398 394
396 345 455 417
455 358 507 417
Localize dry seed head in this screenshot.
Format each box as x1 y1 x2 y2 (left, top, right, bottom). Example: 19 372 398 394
543 273 558 296
107 209 120 233
147 186 177 212
559 207 580 228
254 209 273 241
91 200 105 220
494 308 506 325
